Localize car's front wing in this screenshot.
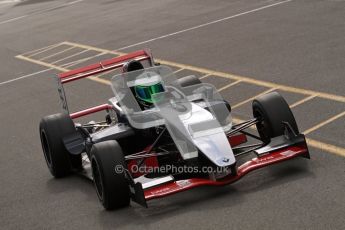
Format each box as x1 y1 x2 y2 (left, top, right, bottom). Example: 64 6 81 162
130 140 309 207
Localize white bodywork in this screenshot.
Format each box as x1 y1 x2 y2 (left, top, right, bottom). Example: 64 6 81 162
181 103 235 166
111 65 236 168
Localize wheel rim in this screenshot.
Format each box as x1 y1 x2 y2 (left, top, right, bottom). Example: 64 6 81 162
40 130 52 168
91 158 104 202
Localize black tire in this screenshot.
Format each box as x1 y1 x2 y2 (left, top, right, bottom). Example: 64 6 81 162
252 92 299 143
90 140 130 210
177 75 202 87
39 113 82 178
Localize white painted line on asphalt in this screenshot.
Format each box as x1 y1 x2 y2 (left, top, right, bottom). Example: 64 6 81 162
66 0 84 5
115 0 293 51
0 68 52 86
0 0 22 4
0 0 85 25
0 15 27 25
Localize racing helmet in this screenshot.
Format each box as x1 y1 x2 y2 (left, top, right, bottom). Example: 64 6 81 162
133 71 165 106
123 60 144 72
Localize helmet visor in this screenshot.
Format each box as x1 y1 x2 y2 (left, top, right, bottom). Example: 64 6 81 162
135 83 164 103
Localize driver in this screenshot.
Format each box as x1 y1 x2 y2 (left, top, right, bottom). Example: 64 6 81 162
123 60 165 109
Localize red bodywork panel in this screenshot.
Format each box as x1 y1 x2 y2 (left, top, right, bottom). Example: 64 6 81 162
128 156 160 178
228 133 247 147
144 145 308 201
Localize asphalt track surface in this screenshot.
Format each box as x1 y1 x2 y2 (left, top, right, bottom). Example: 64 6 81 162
0 0 344 229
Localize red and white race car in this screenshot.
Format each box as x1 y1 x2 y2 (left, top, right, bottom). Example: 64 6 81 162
39 50 310 210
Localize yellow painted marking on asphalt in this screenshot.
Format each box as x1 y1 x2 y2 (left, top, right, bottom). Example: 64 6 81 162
173 68 185 74
20 41 345 108
305 139 345 158
16 55 68 72
232 117 345 157
232 88 278 109
62 41 112 54
23 43 65 57
218 80 242 92
200 74 211 79
61 52 107 68
61 58 89 67
290 94 318 108
50 49 90 64
156 59 345 103
303 111 345 135
16 42 345 157
39 46 76 61
61 41 345 104
16 54 112 86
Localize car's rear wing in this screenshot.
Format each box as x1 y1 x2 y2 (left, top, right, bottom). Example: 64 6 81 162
55 49 154 119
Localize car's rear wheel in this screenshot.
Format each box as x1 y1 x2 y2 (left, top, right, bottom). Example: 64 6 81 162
39 113 82 178
252 92 299 143
90 140 130 210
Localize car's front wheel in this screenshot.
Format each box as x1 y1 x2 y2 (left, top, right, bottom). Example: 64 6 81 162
252 91 299 143
90 140 130 210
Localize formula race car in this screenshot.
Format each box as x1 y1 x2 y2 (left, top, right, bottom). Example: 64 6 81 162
39 50 310 210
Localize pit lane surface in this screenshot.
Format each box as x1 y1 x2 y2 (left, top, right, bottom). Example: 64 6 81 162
0 0 344 229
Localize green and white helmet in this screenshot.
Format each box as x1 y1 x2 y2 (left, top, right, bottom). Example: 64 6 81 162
133 71 165 106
